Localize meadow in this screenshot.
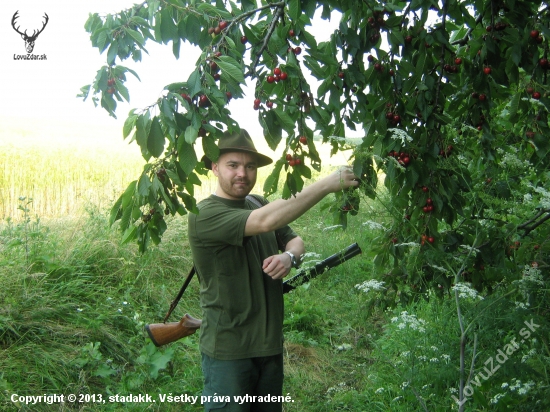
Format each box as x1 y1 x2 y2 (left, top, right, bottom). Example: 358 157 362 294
1 121 549 411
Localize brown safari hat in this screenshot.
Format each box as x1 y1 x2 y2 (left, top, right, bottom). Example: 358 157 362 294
202 129 273 169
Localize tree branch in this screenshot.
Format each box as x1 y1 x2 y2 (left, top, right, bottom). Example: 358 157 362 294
247 5 285 78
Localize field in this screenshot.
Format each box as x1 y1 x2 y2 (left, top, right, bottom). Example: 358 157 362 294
1 119 549 412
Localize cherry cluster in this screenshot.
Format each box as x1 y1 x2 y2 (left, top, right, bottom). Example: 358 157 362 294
208 20 229 36
388 150 411 166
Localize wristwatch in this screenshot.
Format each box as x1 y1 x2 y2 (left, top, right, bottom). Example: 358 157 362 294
284 251 299 268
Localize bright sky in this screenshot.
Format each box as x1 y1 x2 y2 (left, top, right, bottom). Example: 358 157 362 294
1 0 343 152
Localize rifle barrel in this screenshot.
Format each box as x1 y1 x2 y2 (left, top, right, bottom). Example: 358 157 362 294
283 243 361 293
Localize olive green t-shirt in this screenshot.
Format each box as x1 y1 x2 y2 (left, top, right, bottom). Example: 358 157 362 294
188 194 297 360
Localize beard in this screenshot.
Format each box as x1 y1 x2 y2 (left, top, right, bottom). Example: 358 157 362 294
218 176 254 199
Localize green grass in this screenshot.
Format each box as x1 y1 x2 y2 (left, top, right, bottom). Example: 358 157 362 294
1 190 548 412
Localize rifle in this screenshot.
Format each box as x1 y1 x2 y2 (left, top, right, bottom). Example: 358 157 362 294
145 243 362 347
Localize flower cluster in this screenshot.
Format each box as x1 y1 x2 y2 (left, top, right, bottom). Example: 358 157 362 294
362 220 386 230
390 311 427 332
388 128 413 144
451 282 483 300
355 279 386 293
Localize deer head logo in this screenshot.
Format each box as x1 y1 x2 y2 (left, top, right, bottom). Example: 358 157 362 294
11 11 49 54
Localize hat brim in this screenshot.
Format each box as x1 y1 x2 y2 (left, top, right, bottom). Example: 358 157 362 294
202 148 273 169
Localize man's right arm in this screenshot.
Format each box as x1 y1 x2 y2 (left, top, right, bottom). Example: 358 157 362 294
244 167 359 236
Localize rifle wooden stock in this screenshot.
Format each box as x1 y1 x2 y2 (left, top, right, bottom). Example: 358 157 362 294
145 314 202 347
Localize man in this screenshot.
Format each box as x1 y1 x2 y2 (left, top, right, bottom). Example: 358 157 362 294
188 129 358 412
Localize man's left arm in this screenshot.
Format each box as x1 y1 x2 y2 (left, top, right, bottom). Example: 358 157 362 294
262 236 305 280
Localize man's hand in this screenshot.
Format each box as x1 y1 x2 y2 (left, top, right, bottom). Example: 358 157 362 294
262 254 292 280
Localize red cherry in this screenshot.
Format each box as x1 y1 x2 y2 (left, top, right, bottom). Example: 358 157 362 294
405 35 413 43
289 29 295 37
533 91 541 99
454 57 462 65
428 237 435 244
422 186 429 192
386 112 394 120
338 71 345 79
267 75 275 83
293 46 302 55
254 98 261 106
240 35 248 44
299 136 307 144
107 78 116 86
478 94 486 101
226 91 232 100
107 87 115 94
266 101 273 108
288 159 296 166
218 21 228 30
530 30 540 39
286 153 293 161
199 95 210 107
483 67 491 75
280 72 288 80
180 93 192 103
274 67 282 76
426 198 433 204
295 158 302 165
393 114 401 123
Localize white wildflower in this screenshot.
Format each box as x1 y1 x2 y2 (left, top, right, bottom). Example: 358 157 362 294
389 128 413 144
441 354 451 362
417 355 427 361
490 393 506 404
400 351 411 358
459 244 479 256
375 388 385 394
514 301 530 309
323 224 343 231
362 220 386 230
391 311 427 332
336 343 353 351
428 264 450 274
76 308 83 312
430 346 438 351
501 382 509 388
449 387 458 394
452 282 483 300
429 357 439 363
401 381 409 390
355 279 386 293
392 396 403 402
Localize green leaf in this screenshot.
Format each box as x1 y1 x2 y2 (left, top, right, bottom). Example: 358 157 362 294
187 69 202 97
123 114 138 138
273 108 296 133
184 126 199 144
178 140 198 175
107 42 118 65
508 92 520 119
121 225 137 245
202 134 219 164
148 117 165 158
137 173 152 197
288 0 300 21
216 56 245 84
126 28 145 47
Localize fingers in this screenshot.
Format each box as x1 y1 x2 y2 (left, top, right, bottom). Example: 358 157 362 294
335 166 360 190
263 254 291 280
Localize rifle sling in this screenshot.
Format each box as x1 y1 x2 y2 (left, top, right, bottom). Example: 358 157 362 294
162 266 195 323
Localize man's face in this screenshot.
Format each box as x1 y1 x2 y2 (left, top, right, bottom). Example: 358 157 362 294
212 151 258 200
